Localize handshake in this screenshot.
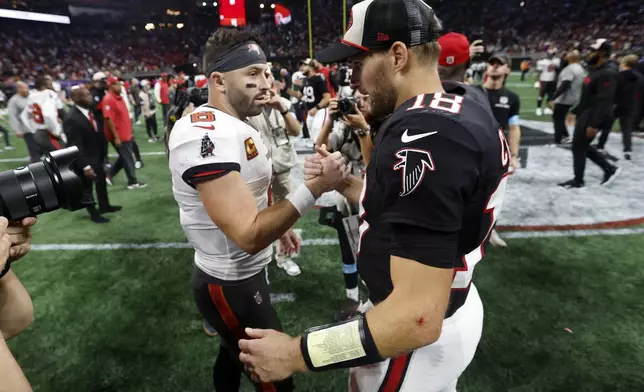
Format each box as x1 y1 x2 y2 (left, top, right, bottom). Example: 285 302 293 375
303 145 350 198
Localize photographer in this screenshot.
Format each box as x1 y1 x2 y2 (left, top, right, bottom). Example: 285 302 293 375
315 91 373 319
0 216 37 392
247 69 303 276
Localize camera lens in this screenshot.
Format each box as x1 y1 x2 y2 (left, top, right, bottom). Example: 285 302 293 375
0 147 94 221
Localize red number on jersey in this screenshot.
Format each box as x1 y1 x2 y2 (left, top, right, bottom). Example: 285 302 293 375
406 93 464 114
31 103 44 125
190 112 215 123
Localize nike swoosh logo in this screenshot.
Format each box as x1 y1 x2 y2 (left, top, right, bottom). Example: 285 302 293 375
194 124 215 130
401 129 437 143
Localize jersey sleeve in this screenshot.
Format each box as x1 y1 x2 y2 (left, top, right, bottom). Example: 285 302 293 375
380 114 479 233
317 77 329 95
509 92 520 123
169 118 242 187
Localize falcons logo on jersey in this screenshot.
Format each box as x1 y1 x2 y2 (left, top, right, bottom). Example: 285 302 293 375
393 148 435 197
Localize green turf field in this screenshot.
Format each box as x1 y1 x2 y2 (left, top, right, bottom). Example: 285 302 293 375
2 75 644 391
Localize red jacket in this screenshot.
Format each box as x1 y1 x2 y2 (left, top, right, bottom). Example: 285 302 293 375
160 81 170 105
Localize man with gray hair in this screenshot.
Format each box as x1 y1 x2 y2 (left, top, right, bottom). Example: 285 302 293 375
7 82 37 161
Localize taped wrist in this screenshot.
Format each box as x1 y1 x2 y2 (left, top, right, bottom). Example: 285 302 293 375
286 184 316 216
300 314 383 371
0 260 11 279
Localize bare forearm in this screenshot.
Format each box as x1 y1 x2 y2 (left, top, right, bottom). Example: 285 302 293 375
0 338 32 392
315 119 333 148
358 136 373 166
318 96 330 109
287 89 302 99
283 114 301 136
508 125 521 157
105 118 119 140
245 200 302 254
337 175 363 204
365 289 442 358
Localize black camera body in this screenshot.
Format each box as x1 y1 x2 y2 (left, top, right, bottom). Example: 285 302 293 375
0 147 94 221
333 97 357 120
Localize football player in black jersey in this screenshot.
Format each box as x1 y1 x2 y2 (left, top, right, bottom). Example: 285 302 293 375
336 63 354 98
294 59 330 142
238 1 509 390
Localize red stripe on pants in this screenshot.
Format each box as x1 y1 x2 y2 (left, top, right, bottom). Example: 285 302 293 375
48 134 62 150
207 284 277 392
379 353 412 392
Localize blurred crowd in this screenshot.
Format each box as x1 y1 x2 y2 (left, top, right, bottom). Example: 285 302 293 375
0 0 643 83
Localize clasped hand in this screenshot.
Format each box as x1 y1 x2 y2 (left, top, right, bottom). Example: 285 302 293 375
304 145 349 197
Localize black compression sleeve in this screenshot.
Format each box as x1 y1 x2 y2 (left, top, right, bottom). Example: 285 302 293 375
551 80 571 102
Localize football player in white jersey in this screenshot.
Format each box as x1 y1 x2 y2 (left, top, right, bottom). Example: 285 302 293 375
20 75 66 153
167 28 347 392
535 48 561 116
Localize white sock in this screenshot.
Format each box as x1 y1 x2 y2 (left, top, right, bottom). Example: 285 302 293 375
346 287 359 302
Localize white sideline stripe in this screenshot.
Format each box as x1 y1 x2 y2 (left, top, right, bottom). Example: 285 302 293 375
0 151 166 164
27 227 644 251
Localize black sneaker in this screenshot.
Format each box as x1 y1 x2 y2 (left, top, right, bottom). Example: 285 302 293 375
90 214 110 224
601 167 622 186
202 319 218 337
558 179 584 188
624 153 632 161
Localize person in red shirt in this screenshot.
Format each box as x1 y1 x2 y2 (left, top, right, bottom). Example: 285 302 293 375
313 59 336 98
159 73 171 127
102 76 147 189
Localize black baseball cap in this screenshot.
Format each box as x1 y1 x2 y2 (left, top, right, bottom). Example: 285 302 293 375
316 0 441 64
489 53 510 65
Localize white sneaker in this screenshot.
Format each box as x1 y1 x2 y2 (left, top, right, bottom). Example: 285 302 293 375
534 81 540 88
135 161 143 169
105 177 113 186
544 107 553 115
535 108 543 116
489 230 507 248
277 258 301 276
148 138 155 143
4 145 15 150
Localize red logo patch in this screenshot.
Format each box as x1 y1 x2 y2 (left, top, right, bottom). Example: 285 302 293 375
245 137 259 161
377 32 390 42
583 77 591 85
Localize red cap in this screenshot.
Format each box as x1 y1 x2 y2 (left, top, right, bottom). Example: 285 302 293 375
106 76 120 86
438 33 470 67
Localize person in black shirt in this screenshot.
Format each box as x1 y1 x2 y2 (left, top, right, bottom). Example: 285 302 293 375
559 39 621 188
89 72 109 167
596 54 644 160
292 59 330 142
336 63 353 98
481 54 522 172
238 1 509 389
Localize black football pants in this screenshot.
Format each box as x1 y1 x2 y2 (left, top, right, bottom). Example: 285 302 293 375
110 140 138 185
552 103 572 143
597 111 636 153
572 112 614 183
192 266 294 392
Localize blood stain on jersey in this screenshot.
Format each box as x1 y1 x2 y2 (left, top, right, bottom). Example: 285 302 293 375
245 137 259 160
393 148 435 197
200 134 215 158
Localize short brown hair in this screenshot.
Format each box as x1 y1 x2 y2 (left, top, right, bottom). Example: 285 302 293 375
410 42 442 65
620 54 639 69
202 28 262 72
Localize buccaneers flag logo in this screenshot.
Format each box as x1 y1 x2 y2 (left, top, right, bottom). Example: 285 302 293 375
393 148 435 197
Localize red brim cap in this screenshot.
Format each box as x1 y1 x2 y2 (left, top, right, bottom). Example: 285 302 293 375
106 76 119 86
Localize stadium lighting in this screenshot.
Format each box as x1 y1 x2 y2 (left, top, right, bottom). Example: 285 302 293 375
213 2 218 6
220 15 224 20
0 9 70 24
193 63 197 67
271 3 275 8
260 3 264 8
520 1 525 5
145 23 155 31
202 2 206 6
177 23 184 29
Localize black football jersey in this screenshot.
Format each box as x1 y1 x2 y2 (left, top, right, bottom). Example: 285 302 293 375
357 92 510 312
481 86 520 131
301 75 328 110
337 66 352 87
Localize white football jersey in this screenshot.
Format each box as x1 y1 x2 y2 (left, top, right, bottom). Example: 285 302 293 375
169 105 273 281
537 58 560 82
20 89 62 135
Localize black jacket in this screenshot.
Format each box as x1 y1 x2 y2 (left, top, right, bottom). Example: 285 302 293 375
63 106 106 169
614 68 644 115
572 61 618 128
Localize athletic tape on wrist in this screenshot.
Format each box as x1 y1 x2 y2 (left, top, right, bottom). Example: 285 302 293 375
300 314 383 371
286 183 316 216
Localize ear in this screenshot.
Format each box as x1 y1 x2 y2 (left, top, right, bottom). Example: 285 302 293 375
389 42 409 73
210 72 226 93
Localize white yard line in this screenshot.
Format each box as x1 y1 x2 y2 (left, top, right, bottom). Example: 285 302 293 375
28 227 644 251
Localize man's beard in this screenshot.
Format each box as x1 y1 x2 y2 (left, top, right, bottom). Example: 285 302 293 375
227 87 265 118
367 67 397 121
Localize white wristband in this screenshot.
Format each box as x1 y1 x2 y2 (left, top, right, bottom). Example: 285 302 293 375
286 183 316 216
